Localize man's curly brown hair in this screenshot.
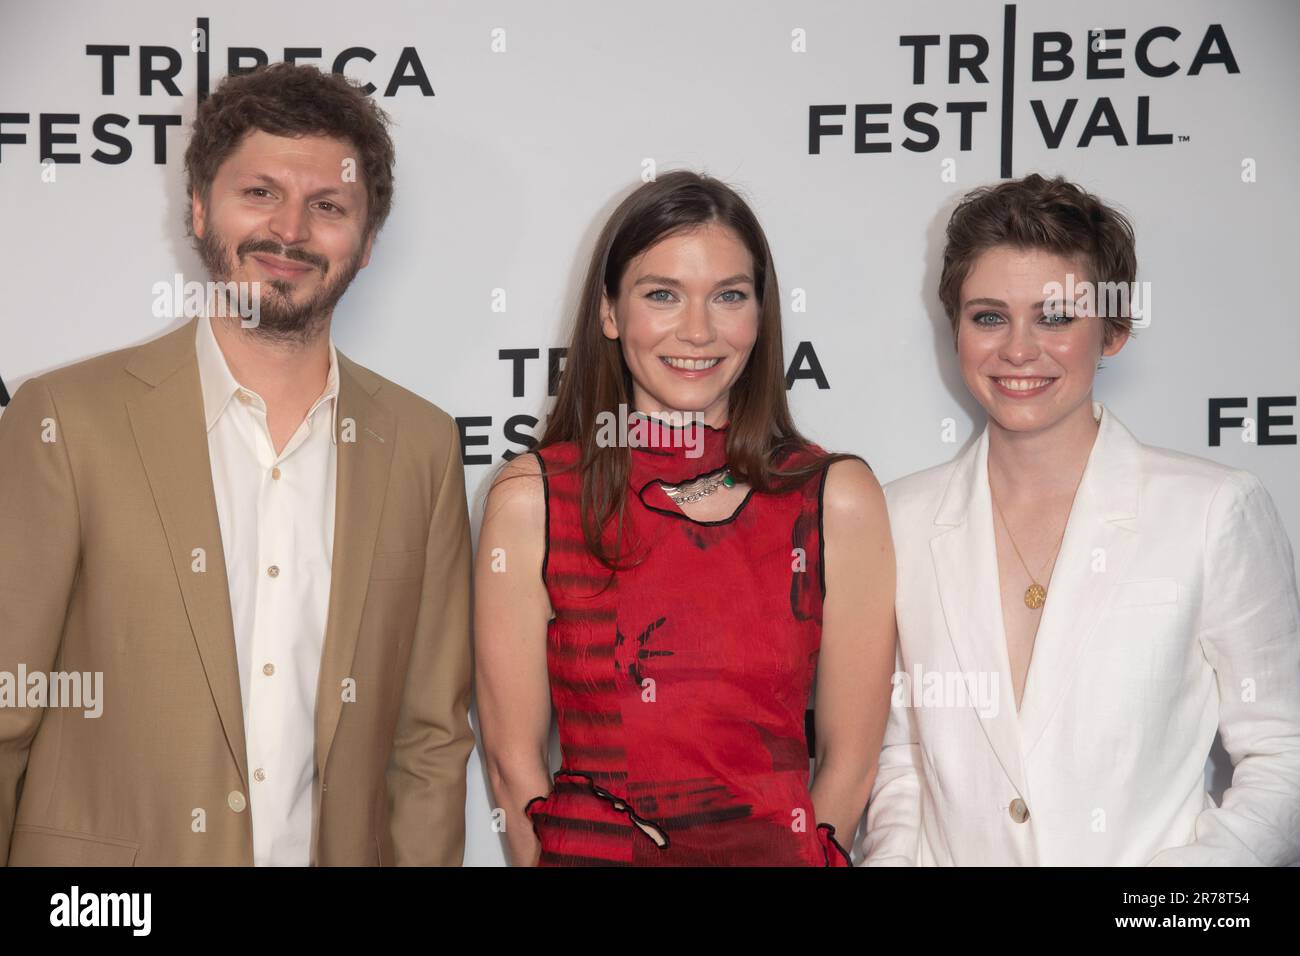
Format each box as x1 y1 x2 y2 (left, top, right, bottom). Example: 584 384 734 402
183 62 395 239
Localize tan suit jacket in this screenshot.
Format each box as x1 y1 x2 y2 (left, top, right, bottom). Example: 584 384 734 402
0 319 475 865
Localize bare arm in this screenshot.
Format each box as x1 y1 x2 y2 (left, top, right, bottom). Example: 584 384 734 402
810 457 897 856
859 650 923 866
473 451 555 866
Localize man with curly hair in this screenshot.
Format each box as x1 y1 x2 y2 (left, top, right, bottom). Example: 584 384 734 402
0 63 474 866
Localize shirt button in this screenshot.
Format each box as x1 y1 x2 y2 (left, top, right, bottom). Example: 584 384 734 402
271 467 282 480
263 662 275 676
254 768 266 783
267 565 280 578
1009 798 1030 823
227 790 246 813
237 391 252 405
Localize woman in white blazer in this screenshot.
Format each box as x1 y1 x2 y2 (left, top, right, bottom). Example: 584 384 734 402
861 174 1300 866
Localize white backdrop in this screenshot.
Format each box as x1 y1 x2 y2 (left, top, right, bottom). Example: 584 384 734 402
1 0 1297 865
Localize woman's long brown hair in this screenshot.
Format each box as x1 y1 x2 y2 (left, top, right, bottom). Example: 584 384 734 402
536 170 856 570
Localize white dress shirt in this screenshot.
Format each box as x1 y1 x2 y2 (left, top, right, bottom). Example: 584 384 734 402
862 401 1300 866
195 315 339 867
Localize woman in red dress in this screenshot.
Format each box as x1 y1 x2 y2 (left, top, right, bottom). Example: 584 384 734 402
475 171 896 866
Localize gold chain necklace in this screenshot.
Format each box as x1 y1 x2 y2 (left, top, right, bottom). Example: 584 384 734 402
990 478 1080 610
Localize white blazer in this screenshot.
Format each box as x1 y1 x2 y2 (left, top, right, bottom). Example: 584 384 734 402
861 402 1300 866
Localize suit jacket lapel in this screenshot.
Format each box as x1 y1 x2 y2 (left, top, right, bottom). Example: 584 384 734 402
929 426 1027 795
1017 403 1142 754
124 319 248 787
314 353 395 779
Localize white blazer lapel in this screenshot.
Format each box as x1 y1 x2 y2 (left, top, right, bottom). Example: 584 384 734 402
929 425 1026 795
1017 402 1143 754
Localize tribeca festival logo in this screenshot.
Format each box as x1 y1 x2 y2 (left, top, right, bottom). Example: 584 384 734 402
0 665 103 718
1209 397 1297 447
0 19 436 406
0 17 433 168
807 6 1239 176
456 339 830 466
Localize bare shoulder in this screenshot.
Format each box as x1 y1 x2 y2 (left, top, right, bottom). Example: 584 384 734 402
483 450 547 525
822 456 888 527
821 457 895 602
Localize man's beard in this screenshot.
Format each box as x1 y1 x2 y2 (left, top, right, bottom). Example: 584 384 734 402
196 229 364 345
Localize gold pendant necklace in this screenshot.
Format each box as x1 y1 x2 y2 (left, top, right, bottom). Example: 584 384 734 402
991 487 1073 611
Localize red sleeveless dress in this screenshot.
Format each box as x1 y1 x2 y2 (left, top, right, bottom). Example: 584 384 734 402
526 420 854 866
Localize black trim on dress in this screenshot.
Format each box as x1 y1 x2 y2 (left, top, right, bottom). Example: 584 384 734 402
816 822 854 866
532 449 551 585
634 476 758 526
526 768 671 852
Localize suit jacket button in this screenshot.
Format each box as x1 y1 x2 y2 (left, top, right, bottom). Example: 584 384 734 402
228 790 247 813
1009 798 1030 823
